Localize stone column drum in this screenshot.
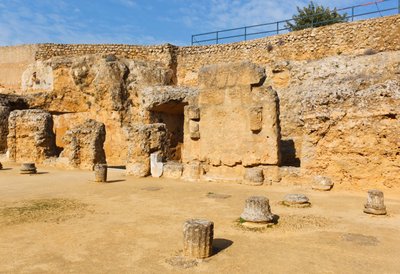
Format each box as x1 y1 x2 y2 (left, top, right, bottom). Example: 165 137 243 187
240 196 274 223
94 164 107 182
183 219 214 259
20 163 37 174
364 189 387 215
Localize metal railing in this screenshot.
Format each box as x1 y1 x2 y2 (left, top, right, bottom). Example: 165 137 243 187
191 0 400 45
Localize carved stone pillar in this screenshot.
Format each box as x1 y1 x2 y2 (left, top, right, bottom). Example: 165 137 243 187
94 163 107 182
183 219 214 259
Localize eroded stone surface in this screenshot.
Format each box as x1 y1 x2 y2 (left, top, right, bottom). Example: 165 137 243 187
0 106 10 154
364 189 387 215
243 168 264 186
240 196 274 223
282 194 310 207
183 219 214 259
163 162 183 179
20 163 37 174
182 162 202 181
7 109 57 163
94 163 107 182
183 61 281 182
126 123 169 177
312 176 334 191
59 119 106 170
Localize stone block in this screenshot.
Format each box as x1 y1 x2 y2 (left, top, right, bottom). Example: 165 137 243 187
249 106 263 132
7 109 57 163
0 106 10 154
126 123 169 177
243 167 264 186
364 189 386 215
150 152 164 178
59 119 106 170
163 162 183 179
199 61 265 88
182 162 202 181
189 120 200 140
126 162 149 177
185 105 200 121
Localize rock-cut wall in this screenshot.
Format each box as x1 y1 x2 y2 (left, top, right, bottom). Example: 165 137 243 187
0 15 399 188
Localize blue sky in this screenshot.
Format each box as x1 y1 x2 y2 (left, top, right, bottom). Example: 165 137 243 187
0 0 397 46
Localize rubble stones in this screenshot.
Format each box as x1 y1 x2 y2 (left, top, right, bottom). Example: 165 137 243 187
240 196 274 223
364 189 387 215
183 219 214 259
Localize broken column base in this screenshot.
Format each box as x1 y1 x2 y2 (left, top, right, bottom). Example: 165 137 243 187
20 163 37 174
243 167 264 186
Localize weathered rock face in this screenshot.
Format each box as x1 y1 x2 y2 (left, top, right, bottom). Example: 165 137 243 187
0 106 10 153
183 61 281 181
19 55 173 165
0 94 29 155
126 123 169 177
298 59 400 187
59 119 106 170
262 51 400 188
7 109 57 163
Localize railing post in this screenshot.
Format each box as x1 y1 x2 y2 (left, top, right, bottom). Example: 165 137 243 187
276 21 279 34
244 27 247 41
398 0 400 14
216 32 219 45
311 14 314 28
351 7 354 21
191 35 194 45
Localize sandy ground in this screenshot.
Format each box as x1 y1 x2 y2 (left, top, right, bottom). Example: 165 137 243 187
0 163 399 274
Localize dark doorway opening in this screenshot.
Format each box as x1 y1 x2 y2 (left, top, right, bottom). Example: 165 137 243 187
150 101 186 161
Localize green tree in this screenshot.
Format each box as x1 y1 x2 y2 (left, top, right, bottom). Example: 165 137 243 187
286 1 348 31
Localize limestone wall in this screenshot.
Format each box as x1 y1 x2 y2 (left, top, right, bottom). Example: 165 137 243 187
0 44 38 90
182 62 281 182
175 15 400 86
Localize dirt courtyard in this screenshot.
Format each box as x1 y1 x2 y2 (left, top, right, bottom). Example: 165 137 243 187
0 163 399 273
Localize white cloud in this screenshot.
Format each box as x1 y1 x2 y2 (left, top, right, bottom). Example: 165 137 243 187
178 0 372 30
